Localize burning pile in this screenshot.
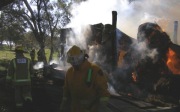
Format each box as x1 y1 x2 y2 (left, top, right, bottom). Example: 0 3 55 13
59 20 180 105
118 22 180 105
134 22 172 90
166 48 180 74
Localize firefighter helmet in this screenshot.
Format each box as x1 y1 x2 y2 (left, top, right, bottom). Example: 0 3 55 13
15 45 25 53
67 45 85 66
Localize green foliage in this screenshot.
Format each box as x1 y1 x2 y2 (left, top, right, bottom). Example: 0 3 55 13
0 0 84 64
44 48 59 61
0 50 15 61
0 11 26 45
0 50 13 71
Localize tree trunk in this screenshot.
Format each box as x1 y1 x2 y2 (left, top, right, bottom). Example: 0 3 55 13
49 32 54 62
37 37 47 64
49 46 54 62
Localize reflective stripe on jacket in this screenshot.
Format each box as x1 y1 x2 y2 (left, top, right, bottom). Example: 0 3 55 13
63 60 110 112
7 57 32 85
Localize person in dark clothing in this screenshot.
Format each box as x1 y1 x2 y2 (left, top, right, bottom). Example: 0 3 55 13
6 45 34 111
30 49 36 65
60 45 111 112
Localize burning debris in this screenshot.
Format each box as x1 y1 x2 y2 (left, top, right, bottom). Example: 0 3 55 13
56 10 180 110
166 48 180 74
117 22 180 106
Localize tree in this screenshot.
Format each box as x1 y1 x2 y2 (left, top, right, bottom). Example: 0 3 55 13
2 0 71 64
0 12 26 50
23 31 39 50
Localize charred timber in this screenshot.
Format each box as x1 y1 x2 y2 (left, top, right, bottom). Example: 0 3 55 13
112 11 118 71
173 21 178 44
108 94 179 112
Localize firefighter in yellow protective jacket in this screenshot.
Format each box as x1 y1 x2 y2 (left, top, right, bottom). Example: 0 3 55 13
6 45 34 110
60 45 111 112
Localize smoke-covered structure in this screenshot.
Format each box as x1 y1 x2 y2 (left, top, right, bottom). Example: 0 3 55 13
59 23 135 72
135 22 172 91
57 9 180 108
123 22 180 104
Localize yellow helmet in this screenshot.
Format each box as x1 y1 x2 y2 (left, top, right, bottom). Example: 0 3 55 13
67 45 82 56
15 45 25 53
67 45 85 65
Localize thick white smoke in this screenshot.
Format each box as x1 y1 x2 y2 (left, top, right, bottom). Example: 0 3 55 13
63 0 180 95
67 0 180 45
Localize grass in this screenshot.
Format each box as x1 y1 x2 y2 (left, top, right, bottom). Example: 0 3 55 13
0 49 14 71
0 50 15 61
0 48 59 72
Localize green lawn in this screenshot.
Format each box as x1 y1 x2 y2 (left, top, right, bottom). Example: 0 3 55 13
0 50 14 71
0 50 15 60
0 48 59 71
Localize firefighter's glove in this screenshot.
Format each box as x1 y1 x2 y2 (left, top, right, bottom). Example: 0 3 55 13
98 97 112 112
60 97 67 112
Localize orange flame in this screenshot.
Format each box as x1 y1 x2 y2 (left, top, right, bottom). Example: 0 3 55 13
166 48 180 74
132 72 137 82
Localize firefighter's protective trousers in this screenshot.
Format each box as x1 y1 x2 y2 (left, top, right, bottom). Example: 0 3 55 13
6 57 33 107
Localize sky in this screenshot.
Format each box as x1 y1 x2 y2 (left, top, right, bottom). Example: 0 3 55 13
67 0 180 45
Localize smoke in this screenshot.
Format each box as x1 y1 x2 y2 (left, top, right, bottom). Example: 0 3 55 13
134 41 159 63
88 45 106 63
67 0 180 44
62 0 180 94
66 25 92 49
33 62 44 70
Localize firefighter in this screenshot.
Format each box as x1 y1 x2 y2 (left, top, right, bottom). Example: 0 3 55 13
60 45 111 112
30 48 36 65
6 45 34 111
37 48 43 62
37 47 47 64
